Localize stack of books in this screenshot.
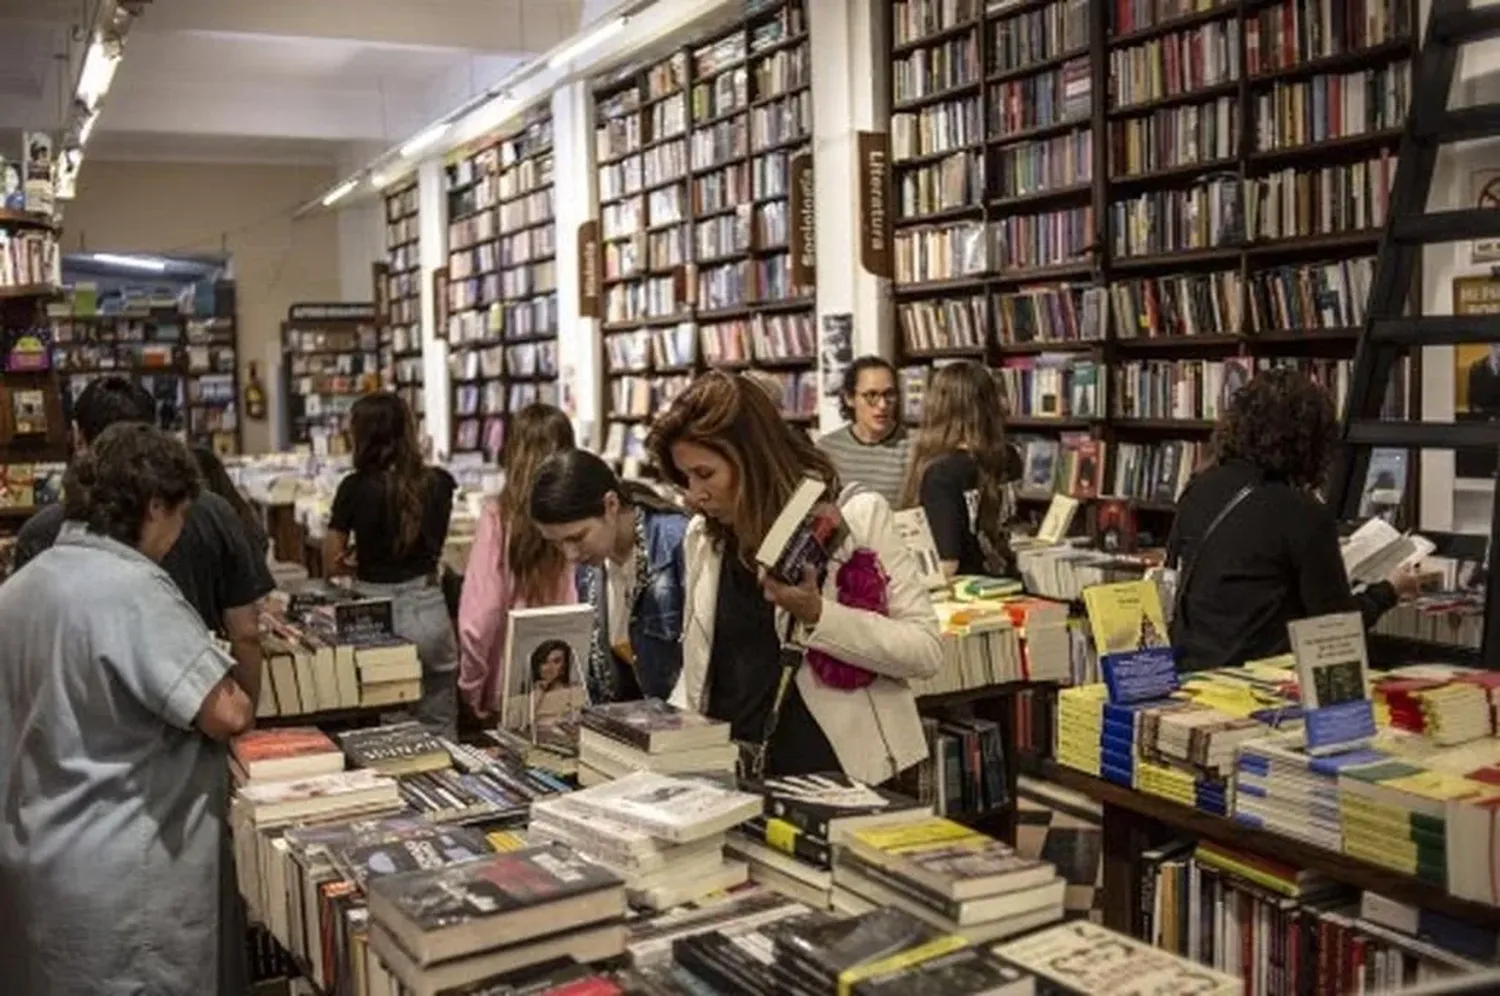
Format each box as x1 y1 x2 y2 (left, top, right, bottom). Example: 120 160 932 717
1055 683 1106 778
1338 758 1485 888
1374 673 1497 745
621 887 817 970
829 816 1065 943
365 844 629 996
912 600 1023 698
229 725 346 787
337 721 450 776
1232 734 1388 850
578 699 736 783
730 774 930 912
1133 701 1266 817
533 770 763 910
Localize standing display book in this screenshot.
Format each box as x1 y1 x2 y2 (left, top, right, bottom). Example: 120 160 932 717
501 604 594 747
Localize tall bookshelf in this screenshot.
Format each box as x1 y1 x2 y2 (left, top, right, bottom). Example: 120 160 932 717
888 0 1417 543
281 305 382 454
595 0 817 470
446 105 558 461
383 181 423 437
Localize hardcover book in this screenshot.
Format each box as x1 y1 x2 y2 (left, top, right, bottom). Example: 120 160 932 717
756 475 848 584
579 698 731 754
502 604 594 747
230 726 343 782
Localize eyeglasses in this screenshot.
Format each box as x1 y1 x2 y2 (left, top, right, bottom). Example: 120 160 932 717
857 390 899 407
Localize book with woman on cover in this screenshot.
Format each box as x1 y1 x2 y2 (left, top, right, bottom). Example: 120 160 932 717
501 604 593 750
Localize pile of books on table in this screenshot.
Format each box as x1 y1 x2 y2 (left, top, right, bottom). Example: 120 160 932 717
530 769 761 910
1231 732 1389 850
578 698 737 784
1374 669 1500 745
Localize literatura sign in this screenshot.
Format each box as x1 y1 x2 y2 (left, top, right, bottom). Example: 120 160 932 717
287 302 377 322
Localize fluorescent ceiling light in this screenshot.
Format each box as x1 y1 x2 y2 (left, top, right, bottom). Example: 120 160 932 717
79 110 100 147
92 253 168 272
400 122 451 159
76 36 121 110
321 178 360 207
548 17 627 70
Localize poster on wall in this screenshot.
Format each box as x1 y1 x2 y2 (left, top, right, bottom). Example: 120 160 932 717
1472 169 1500 263
821 313 852 400
22 131 53 216
1452 275 1500 480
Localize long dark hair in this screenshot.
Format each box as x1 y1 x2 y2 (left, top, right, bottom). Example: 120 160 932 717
901 360 1014 571
497 404 576 602
349 392 430 554
529 448 680 525
192 445 260 543
647 371 839 565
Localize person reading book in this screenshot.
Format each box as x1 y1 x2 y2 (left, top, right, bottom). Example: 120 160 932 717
324 392 460 735
1169 369 1422 671
529 448 688 702
0 422 253 995
457 403 578 721
647 372 942 785
900 360 1021 579
817 356 912 510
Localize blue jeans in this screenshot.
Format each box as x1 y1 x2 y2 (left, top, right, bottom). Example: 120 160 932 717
359 578 458 739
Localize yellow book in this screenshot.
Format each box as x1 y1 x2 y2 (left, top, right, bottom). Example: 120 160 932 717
1082 579 1168 655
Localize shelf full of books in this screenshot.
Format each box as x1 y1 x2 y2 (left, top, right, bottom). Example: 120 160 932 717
595 0 817 472
446 106 559 461
281 305 383 455
383 180 424 437
888 0 1419 544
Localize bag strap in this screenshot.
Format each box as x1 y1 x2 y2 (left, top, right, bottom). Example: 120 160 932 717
1173 483 1259 623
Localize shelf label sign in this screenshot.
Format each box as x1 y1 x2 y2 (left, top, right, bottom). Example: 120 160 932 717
578 220 602 319
857 131 891 278
790 152 816 288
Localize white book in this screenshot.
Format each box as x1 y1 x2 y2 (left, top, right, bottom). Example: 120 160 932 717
1341 517 1434 586
892 507 947 591
994 919 1239 995
565 770 763 843
501 604 594 742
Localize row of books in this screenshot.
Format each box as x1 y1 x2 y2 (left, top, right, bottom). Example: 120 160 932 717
699 312 815 366
1110 355 1351 422
0 230 59 289
893 209 1093 284
1111 21 1242 110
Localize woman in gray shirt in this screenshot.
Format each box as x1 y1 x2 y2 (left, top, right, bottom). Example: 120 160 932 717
0 423 254 995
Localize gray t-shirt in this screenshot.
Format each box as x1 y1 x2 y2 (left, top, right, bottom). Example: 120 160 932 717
816 423 913 511
0 525 232 996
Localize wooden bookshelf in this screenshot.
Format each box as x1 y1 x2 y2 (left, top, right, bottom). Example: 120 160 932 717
280 304 382 454
445 105 558 459
594 0 817 470
382 180 423 437
887 0 1420 543
0 221 64 531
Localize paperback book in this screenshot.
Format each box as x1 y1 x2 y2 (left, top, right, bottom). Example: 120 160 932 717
502 604 594 747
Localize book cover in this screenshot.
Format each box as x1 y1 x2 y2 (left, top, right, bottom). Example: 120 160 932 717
337 826 494 887
579 698 730 753
761 773 928 841
1288 611 1377 755
756 475 848 584
994 920 1238 995
367 844 623 933
238 768 392 808
852 945 1032 996
567 770 763 842
336 720 447 770
892 507 947 590
774 906 943 984
502 604 594 747
1082 579 1168 655
846 818 1054 900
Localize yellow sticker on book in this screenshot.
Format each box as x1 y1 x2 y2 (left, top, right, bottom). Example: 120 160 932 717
852 817 975 851
835 934 968 996
764 817 800 855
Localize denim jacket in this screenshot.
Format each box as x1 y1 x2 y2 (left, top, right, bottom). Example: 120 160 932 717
575 506 688 702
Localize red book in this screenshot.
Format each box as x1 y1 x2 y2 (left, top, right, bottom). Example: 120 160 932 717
231 726 344 782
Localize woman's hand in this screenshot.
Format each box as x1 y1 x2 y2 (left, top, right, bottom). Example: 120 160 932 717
760 566 823 627
1386 563 1425 602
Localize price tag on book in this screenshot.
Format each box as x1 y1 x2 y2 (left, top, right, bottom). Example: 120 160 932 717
1100 646 1180 705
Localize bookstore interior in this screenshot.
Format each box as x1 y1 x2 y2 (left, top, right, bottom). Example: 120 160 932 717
9 0 1500 993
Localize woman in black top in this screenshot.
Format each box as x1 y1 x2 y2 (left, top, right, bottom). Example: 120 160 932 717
1169 369 1421 671
901 360 1020 579
324 392 459 734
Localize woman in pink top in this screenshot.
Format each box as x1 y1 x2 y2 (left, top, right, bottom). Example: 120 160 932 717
457 404 577 719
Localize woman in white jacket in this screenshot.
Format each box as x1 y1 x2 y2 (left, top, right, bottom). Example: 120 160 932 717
647 372 943 785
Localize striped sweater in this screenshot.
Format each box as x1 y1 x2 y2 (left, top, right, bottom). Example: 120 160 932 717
816 424 912 511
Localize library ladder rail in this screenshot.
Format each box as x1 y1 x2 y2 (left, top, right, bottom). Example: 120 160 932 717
1329 0 1500 668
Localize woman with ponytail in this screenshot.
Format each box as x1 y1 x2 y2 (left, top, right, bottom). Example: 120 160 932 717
325 392 459 734
457 403 578 720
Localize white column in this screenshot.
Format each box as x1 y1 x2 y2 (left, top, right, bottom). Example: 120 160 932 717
809 0 891 432
552 82 602 449
418 158 452 458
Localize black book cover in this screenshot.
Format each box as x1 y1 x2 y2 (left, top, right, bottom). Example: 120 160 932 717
739 816 832 870
673 934 768 996
369 844 623 933
853 947 1033 996
579 698 722 751
338 825 494 886
772 907 941 985
759 772 923 840
337 721 445 766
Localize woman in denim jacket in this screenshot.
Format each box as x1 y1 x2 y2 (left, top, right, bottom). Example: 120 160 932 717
530 449 688 703
531 447 687 705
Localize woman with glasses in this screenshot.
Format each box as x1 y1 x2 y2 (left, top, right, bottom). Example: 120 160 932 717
816 356 911 510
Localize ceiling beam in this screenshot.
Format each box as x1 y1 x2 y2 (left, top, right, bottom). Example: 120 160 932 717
133 0 581 53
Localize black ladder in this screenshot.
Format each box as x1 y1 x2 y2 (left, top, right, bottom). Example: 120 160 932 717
1329 0 1500 668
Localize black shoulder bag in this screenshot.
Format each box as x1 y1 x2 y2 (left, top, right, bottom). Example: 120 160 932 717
1168 483 1259 627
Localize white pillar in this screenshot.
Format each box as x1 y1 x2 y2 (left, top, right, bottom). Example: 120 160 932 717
418 158 452 458
552 83 602 449
809 0 890 431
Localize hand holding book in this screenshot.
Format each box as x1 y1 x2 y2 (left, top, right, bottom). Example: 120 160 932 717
759 564 823 626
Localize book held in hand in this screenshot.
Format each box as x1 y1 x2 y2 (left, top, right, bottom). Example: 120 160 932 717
756 475 848 584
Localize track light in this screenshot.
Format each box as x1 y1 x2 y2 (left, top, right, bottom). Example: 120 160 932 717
400 122 451 159
321 178 360 207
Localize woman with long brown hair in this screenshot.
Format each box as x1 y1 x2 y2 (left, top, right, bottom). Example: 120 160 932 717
457 403 577 720
648 372 941 784
901 360 1020 579
325 391 459 734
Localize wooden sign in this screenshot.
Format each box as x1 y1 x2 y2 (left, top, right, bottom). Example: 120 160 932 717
371 261 390 323
432 267 449 342
857 131 891 278
287 302 376 322
789 151 816 288
578 220 602 319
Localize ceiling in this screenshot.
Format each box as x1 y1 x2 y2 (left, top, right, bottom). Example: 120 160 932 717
0 0 587 167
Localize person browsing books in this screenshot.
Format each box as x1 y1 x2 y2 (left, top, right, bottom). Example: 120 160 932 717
457 403 578 721
901 360 1022 579
529 448 688 703
324 392 460 736
648 372 942 785
0 423 254 996
1169 369 1422 671
817 356 912 510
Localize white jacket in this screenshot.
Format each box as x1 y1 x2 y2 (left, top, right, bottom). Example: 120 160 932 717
670 489 943 785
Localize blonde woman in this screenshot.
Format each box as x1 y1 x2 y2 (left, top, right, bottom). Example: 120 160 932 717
900 360 1020 579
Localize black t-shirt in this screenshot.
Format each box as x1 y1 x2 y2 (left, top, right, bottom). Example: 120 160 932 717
919 452 988 576
11 492 275 632
329 467 457 584
706 553 840 778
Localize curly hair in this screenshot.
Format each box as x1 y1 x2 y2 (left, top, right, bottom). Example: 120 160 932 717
63 422 201 547
1212 367 1338 489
